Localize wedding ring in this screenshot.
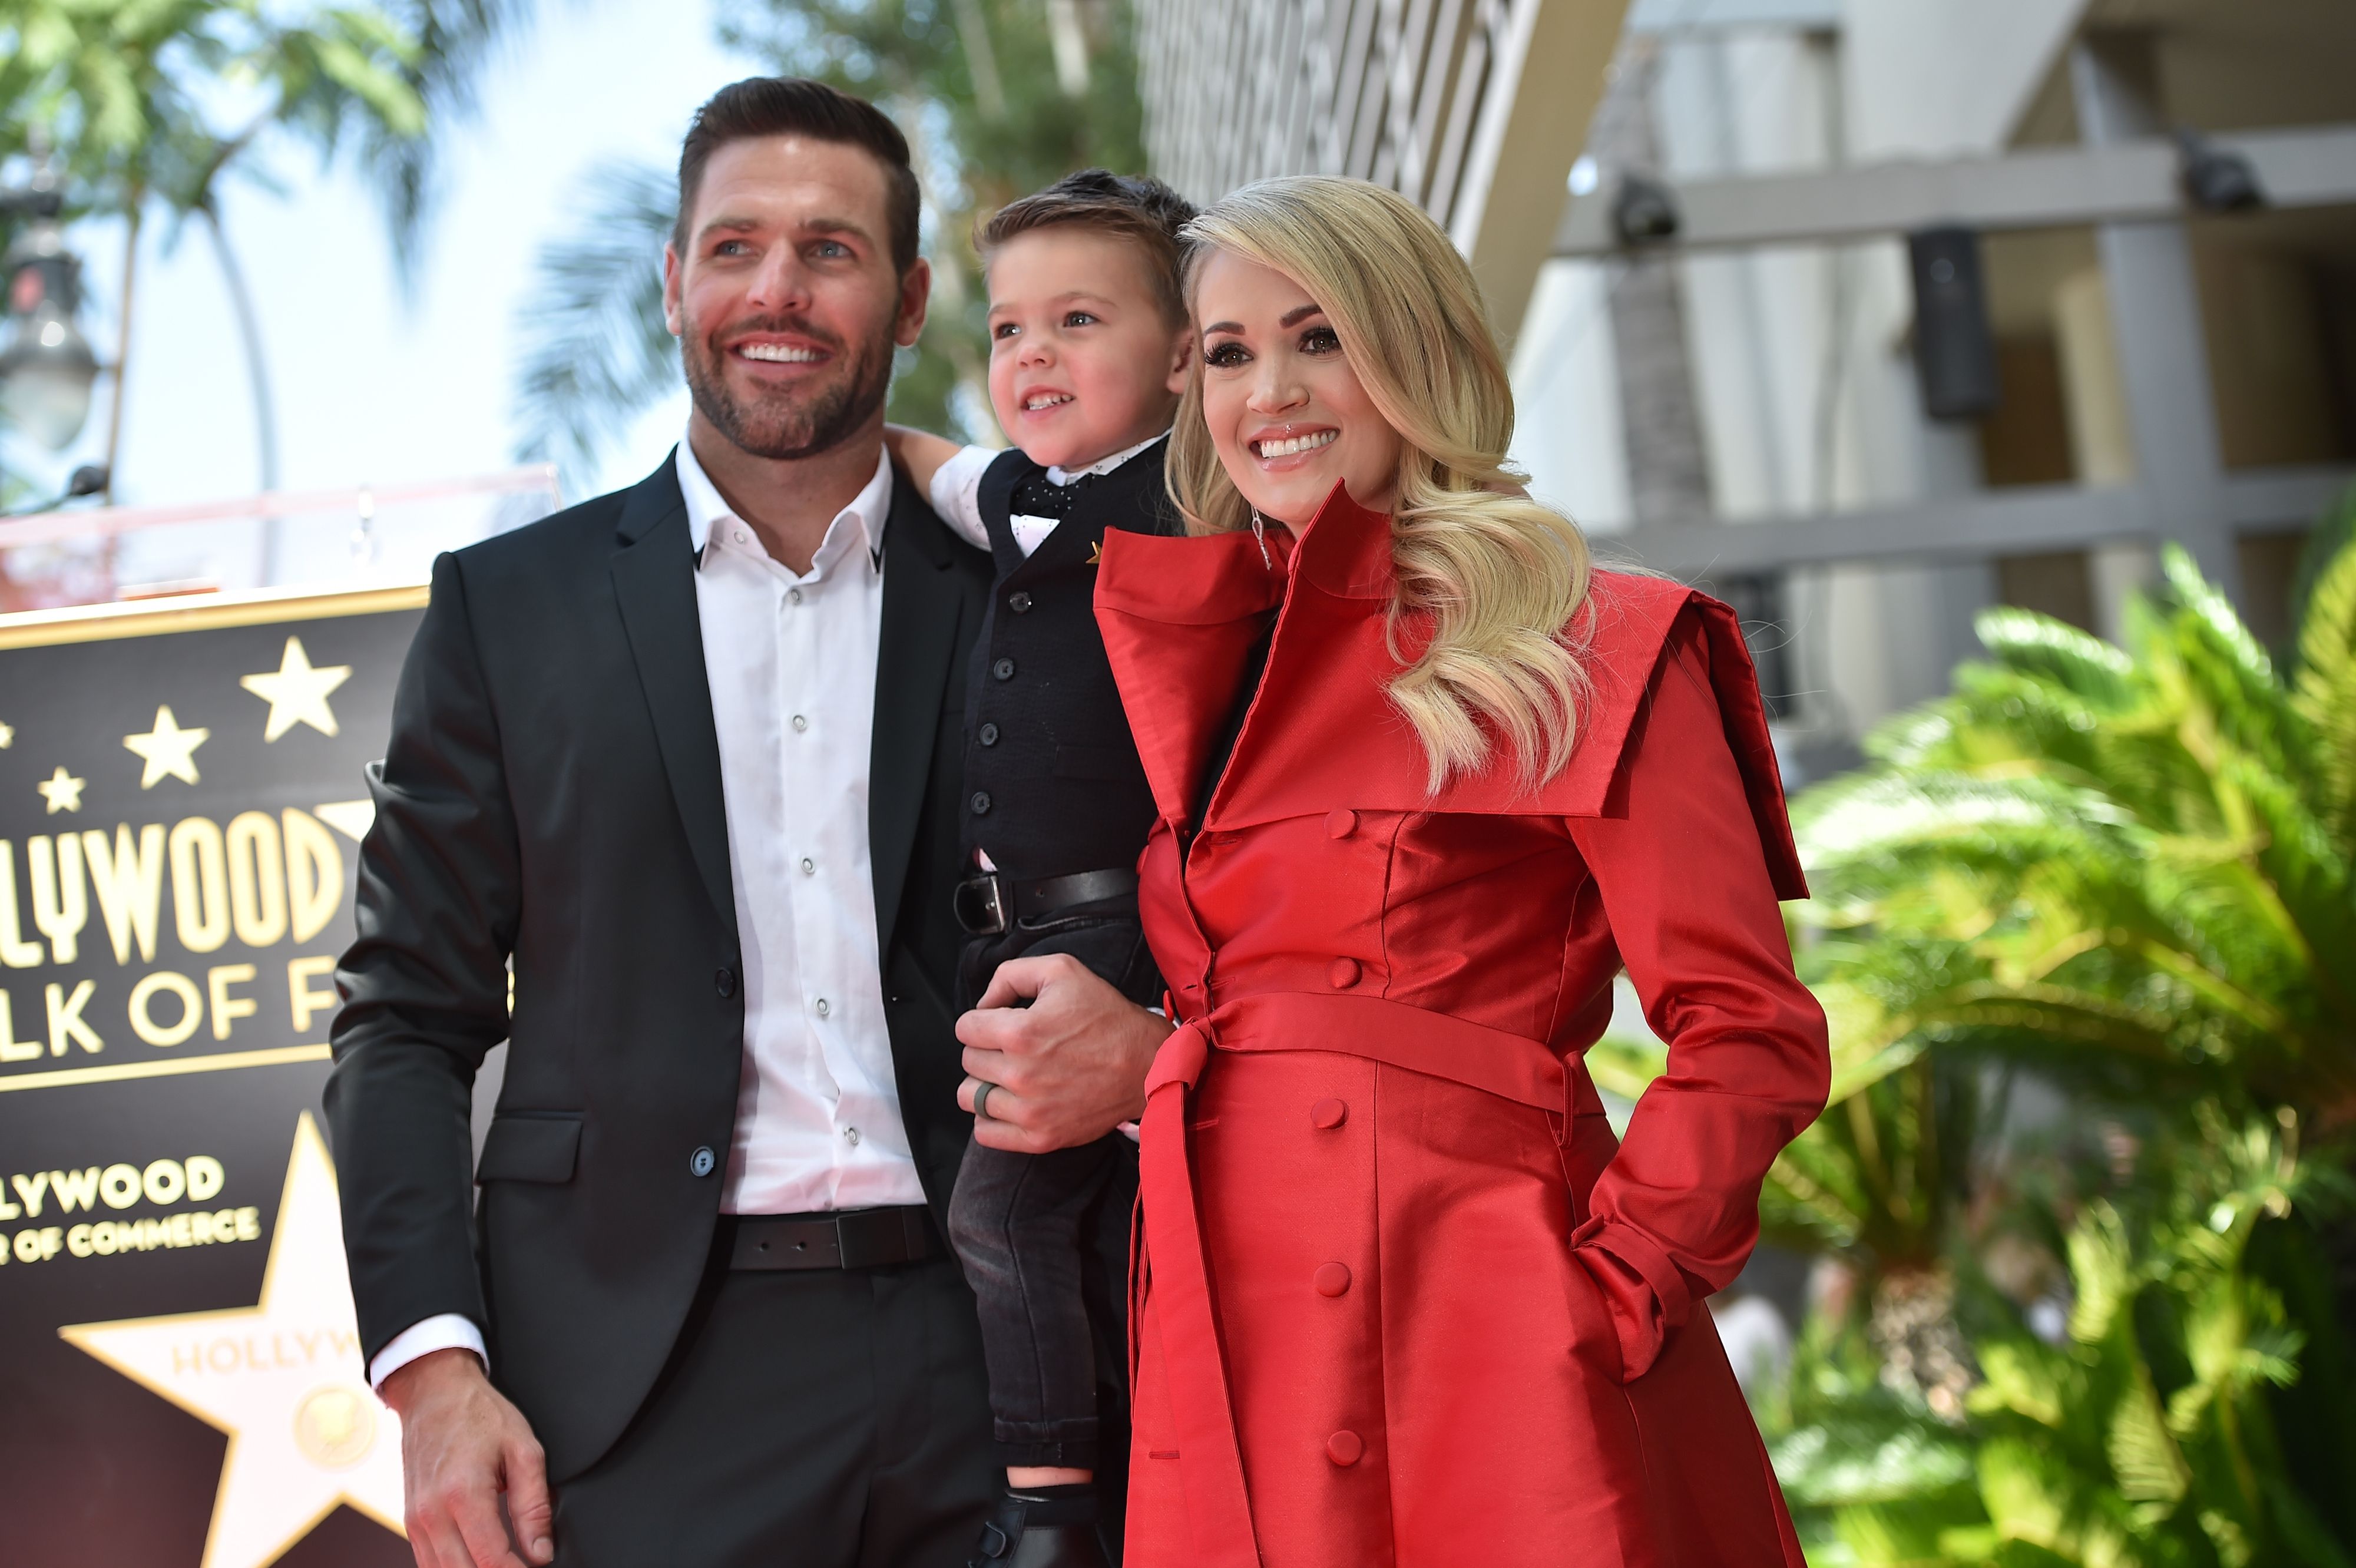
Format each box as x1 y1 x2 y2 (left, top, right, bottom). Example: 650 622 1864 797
973 1079 997 1120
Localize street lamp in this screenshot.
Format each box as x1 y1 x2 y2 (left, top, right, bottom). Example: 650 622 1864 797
0 177 101 452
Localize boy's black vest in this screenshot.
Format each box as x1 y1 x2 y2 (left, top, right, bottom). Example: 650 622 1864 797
960 439 1182 884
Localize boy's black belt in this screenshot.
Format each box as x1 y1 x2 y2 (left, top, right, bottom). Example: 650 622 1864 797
953 866 1139 936
729 1208 937 1271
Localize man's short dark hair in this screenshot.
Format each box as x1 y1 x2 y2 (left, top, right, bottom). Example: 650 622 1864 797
976 169 1197 328
676 77 922 272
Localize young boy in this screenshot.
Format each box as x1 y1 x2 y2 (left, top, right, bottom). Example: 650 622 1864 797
887 168 1195 1568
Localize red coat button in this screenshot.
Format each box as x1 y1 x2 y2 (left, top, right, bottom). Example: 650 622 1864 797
1325 809 1356 839
1326 1430 1364 1467
1311 1098 1348 1129
1314 1262 1352 1296
1328 957 1361 989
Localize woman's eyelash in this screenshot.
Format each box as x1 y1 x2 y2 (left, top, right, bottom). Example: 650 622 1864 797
1301 326 1341 353
1204 342 1249 368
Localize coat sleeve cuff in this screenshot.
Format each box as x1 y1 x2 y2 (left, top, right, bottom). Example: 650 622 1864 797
1571 1220 1694 1380
368 1313 486 1393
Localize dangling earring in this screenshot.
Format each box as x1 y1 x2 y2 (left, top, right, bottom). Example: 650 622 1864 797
1249 507 1272 568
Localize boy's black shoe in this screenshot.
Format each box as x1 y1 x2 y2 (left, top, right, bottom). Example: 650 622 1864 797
968 1484 1110 1568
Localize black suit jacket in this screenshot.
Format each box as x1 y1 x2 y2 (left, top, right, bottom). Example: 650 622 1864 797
326 454 992 1480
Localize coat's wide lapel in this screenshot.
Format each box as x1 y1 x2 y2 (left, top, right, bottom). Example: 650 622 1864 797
608 459 737 935
868 469 967 956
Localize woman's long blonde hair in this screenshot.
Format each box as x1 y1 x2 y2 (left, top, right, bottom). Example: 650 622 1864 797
1169 175 1596 793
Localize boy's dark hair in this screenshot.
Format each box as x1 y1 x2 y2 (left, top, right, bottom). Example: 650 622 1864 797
977 169 1197 328
676 78 921 272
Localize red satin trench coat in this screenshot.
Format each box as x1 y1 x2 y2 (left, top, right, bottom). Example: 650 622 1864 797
1094 487 1831 1568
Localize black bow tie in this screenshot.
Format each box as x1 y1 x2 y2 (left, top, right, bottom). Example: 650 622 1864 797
1010 471 1080 520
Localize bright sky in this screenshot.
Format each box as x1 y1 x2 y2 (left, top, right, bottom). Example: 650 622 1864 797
19 0 756 590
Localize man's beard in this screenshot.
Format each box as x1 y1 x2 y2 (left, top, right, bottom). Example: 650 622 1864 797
682 313 895 461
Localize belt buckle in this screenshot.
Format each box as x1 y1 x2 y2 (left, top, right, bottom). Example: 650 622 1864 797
954 872 1008 935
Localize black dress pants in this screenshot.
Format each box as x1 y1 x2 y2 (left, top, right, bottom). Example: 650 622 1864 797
550 1243 996 1567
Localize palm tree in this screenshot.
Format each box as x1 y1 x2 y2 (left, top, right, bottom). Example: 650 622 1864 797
1 0 538 510
509 0 1149 491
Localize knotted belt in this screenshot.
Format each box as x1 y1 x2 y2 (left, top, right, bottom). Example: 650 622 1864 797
1135 990 1603 1567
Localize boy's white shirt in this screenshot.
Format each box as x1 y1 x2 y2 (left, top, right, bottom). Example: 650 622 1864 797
926 432 1169 558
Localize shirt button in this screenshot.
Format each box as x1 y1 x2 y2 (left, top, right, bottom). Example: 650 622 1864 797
733 528 748 545
1314 1262 1352 1297
1311 1097 1348 1129
788 587 803 606
715 967 738 998
1008 591 1033 613
1325 809 1357 839
815 998 831 1017
799 857 815 875
992 657 1017 680
978 722 1001 746
792 714 809 732
689 1146 716 1177
1326 1430 1364 1467
971 791 992 815
843 1126 861 1146
1328 957 1362 989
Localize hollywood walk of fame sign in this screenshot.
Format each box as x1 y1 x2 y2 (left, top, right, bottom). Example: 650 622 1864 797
0 585 428 1568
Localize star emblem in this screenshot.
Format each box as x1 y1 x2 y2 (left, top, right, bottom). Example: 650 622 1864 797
0 719 14 747
37 765 84 813
124 704 211 788
239 637 352 742
60 1114 407 1568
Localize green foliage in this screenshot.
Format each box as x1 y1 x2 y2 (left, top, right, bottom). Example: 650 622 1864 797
509 0 1153 485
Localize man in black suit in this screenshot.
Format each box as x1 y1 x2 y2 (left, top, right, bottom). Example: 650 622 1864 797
326 78 1165 1568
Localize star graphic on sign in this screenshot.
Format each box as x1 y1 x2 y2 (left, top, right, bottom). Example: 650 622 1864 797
37 765 84 813
0 718 14 747
60 1114 407 1568
240 636 352 742
124 704 211 788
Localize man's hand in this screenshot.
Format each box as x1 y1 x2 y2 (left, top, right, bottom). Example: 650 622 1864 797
956 954 1172 1153
380 1348 553 1568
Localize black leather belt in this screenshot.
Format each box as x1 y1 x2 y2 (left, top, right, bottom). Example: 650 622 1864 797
953 866 1138 937
729 1208 937 1271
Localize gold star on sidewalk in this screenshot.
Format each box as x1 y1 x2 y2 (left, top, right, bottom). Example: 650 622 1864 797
124 704 211 788
37 765 84 813
61 1115 408 1568
239 636 352 742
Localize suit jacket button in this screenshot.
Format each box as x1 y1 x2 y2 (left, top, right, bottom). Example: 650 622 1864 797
1008 591 1033 613
1311 1098 1347 1130
971 791 992 815
1326 1430 1364 1467
1325 809 1356 839
978 722 1001 746
689 1146 716 1177
1314 1262 1352 1297
1328 957 1361 989
992 657 1017 680
715 967 737 998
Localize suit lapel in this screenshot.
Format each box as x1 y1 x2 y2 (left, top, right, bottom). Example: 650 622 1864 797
869 468 967 957
608 456 737 937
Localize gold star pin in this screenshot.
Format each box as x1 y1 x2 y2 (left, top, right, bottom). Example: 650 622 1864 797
124 704 211 788
240 636 352 742
1087 540 1103 565
37 765 84 814
61 1114 408 1568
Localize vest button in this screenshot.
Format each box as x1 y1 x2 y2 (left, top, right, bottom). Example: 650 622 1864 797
992 657 1017 680
688 1146 716 1178
970 791 992 815
1008 591 1033 613
1311 1097 1347 1129
1326 1430 1364 1467
978 722 1000 746
1325 809 1356 839
714 967 737 998
1328 957 1361 989
1314 1262 1352 1297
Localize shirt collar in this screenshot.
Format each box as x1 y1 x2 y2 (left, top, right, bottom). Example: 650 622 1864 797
676 430 894 565
1046 431 1168 487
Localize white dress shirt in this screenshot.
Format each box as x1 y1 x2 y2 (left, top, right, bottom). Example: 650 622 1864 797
927 432 1168 558
369 436 926 1390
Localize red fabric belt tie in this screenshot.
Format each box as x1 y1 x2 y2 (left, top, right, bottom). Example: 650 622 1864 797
1136 991 1599 1566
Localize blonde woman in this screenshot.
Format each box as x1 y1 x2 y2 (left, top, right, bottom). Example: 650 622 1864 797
1088 176 1829 1565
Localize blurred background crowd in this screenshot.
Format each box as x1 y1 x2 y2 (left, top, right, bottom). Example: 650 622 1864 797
4 2 2351 1562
